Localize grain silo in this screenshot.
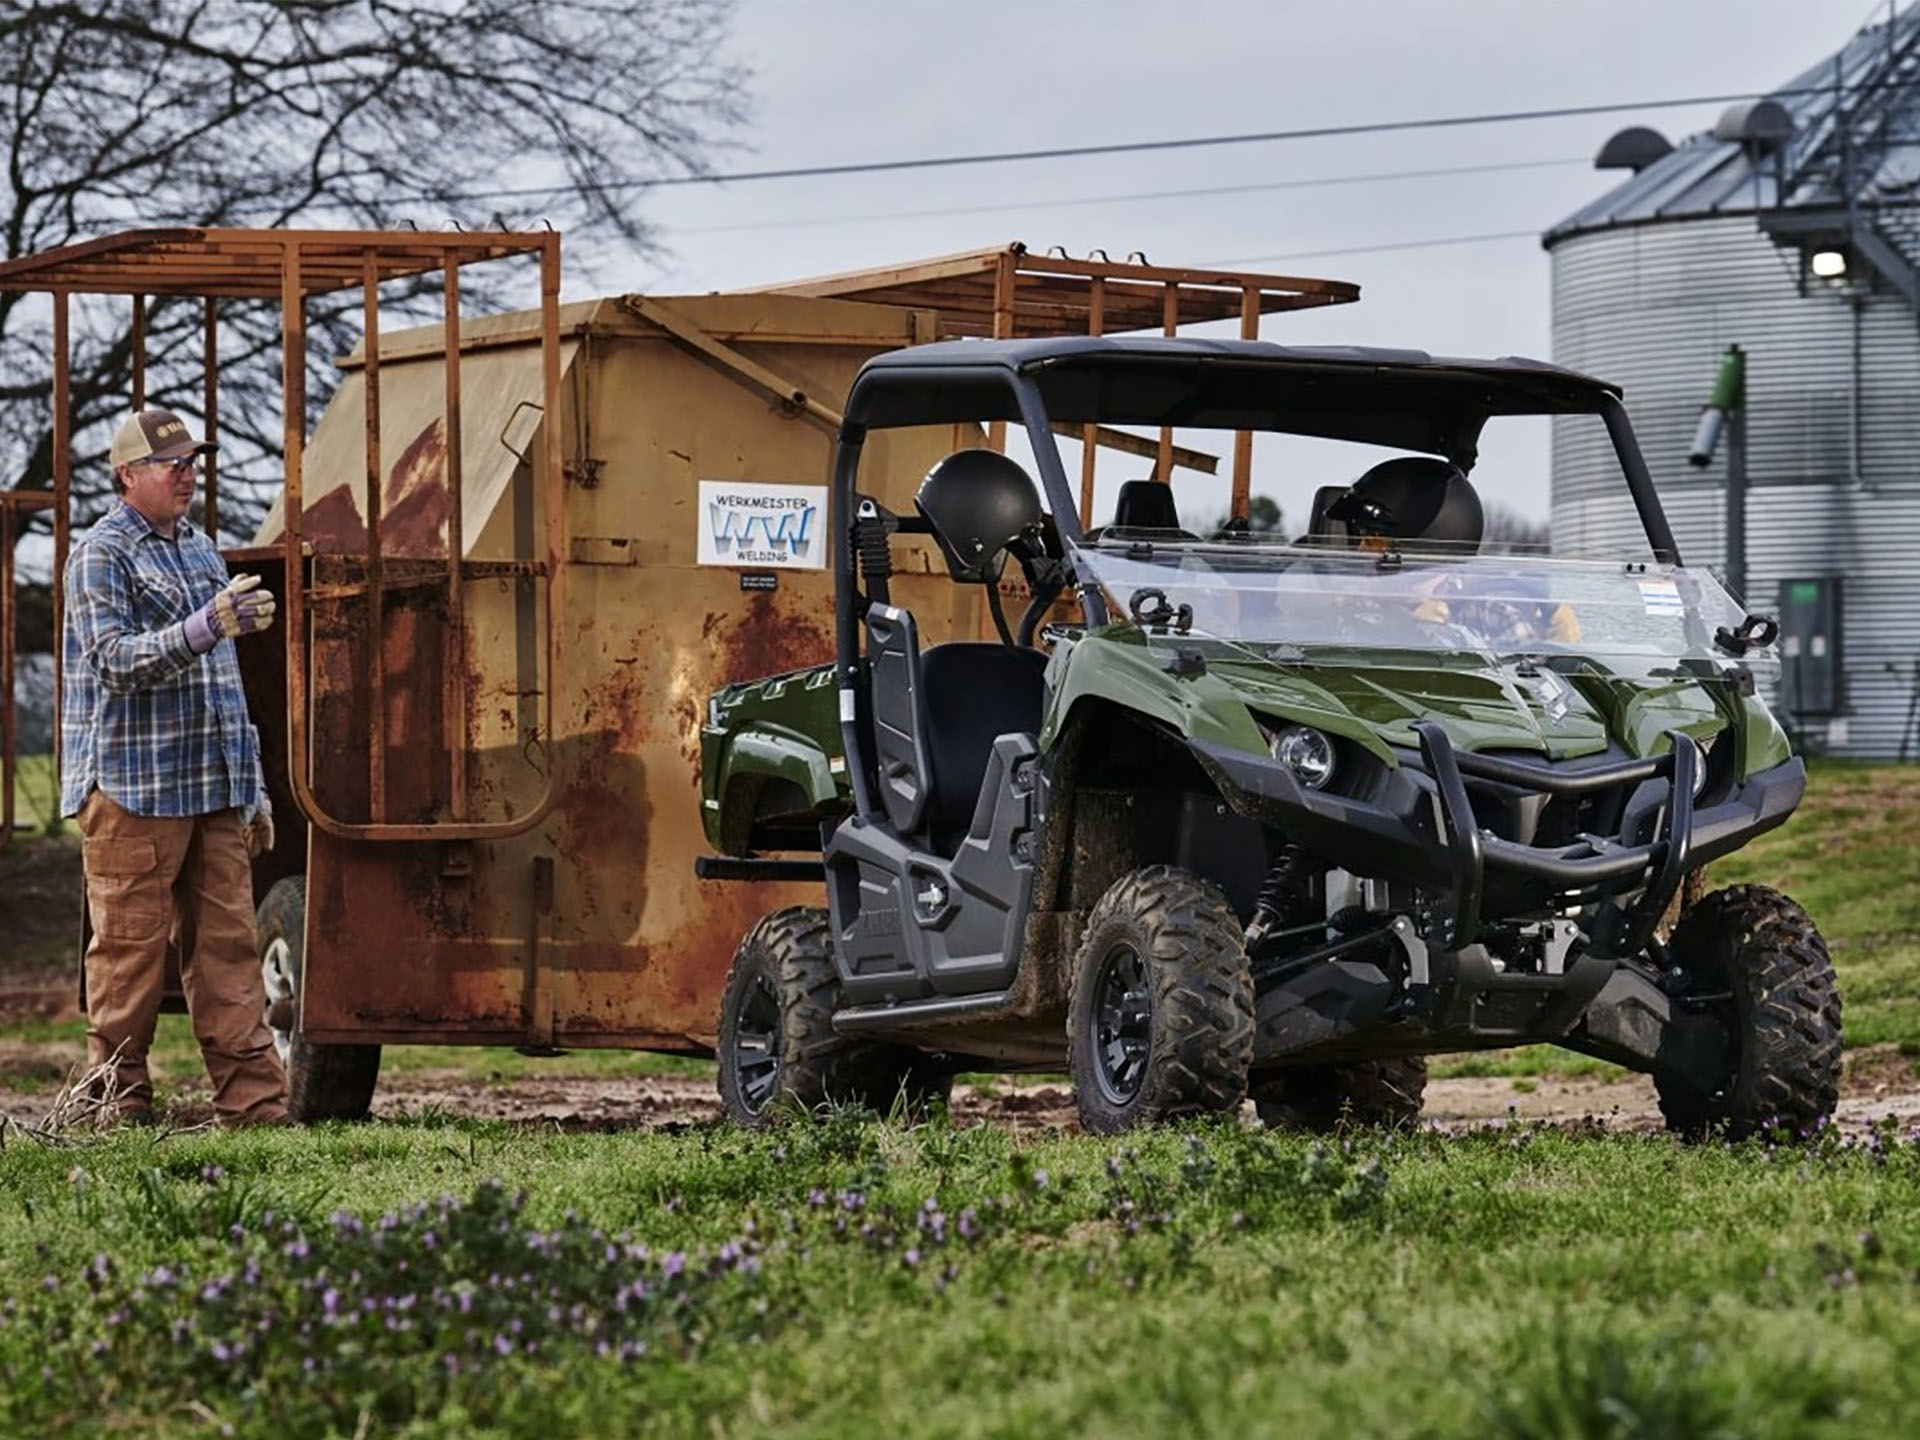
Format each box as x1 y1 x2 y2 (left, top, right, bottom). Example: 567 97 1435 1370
1546 5 1920 759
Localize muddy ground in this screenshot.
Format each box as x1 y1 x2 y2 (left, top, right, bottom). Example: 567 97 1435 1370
5 1041 1920 1137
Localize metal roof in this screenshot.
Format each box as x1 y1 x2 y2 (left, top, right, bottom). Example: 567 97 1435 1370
1545 5 1920 246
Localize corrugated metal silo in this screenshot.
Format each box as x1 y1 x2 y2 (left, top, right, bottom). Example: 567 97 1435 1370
1546 7 1920 758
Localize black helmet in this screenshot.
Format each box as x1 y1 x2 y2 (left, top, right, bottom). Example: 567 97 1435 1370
1326 455 1483 551
915 449 1042 582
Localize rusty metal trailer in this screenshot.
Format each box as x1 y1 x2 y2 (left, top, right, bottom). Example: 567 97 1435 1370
0 230 1356 1116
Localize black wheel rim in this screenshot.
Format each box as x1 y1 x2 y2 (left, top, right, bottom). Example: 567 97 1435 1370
733 972 782 1115
1091 942 1151 1106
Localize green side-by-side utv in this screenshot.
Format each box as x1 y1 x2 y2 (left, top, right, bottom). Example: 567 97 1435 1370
697 337 1841 1137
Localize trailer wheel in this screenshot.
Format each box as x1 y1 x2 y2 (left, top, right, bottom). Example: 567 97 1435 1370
1251 1056 1428 1132
1655 884 1841 1140
257 877 382 1123
717 906 951 1127
1067 865 1254 1134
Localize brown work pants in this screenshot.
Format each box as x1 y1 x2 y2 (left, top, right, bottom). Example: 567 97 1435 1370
78 788 288 1126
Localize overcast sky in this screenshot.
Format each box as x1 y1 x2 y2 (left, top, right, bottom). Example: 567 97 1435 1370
589 0 1885 529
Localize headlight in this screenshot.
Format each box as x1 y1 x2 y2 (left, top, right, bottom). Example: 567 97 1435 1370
1691 734 1716 798
1270 724 1336 791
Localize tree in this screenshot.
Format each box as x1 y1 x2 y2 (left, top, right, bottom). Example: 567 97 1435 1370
1202 493 1285 538
1480 501 1551 554
0 0 747 636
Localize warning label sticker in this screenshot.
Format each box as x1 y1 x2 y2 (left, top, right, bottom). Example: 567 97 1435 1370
1636 578 1684 617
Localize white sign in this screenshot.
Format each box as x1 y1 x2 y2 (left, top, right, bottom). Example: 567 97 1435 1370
696 481 828 569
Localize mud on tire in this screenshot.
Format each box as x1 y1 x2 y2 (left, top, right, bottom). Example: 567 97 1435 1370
257 877 382 1123
1252 1055 1428 1132
1068 865 1254 1134
1655 884 1842 1140
717 906 952 1127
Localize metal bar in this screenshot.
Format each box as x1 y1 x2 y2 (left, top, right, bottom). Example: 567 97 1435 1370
1443 747 1668 794
282 240 310 839
283 247 561 843
1232 286 1259 520
1601 393 1680 565
537 230 566 786
1 501 14 842
693 855 825 882
1053 423 1217 476
1157 283 1177 480
1725 405 1747 604
620 296 843 434
1414 720 1484 949
832 989 1012 1032
51 291 69 793
202 299 219 542
1080 276 1104 528
1620 733 1697 957
362 252 386 823
987 248 1016 453
443 251 467 820
524 855 556 1048
129 295 146 409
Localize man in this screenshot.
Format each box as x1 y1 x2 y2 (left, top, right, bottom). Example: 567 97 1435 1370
60 408 287 1127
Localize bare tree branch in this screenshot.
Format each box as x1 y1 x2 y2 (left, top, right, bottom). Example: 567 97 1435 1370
1 0 747 583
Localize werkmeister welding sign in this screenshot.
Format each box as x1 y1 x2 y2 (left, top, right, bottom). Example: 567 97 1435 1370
696 480 828 570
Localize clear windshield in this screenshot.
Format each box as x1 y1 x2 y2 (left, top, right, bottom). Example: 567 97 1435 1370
1073 536 1775 679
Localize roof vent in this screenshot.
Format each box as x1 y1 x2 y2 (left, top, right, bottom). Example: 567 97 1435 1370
1712 99 1793 152
1595 126 1675 172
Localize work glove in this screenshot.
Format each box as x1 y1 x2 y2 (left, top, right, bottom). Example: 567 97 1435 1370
244 799 276 858
185 573 277 654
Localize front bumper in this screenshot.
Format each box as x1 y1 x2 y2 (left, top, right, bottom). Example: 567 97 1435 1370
1190 728 1805 956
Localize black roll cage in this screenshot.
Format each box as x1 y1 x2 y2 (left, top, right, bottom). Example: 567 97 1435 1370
828 346 1682 826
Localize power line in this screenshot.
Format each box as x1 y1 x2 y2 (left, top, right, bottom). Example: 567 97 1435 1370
669 155 1588 236
1209 228 1545 267
444 84 1824 200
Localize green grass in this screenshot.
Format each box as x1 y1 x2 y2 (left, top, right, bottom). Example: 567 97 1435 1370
1714 761 1920 1050
2 763 1917 1438
3 1115 1919 1438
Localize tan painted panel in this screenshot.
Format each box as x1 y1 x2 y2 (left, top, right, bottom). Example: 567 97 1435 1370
254 338 582 558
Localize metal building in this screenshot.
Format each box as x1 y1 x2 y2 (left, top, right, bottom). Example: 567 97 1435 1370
1545 6 1920 759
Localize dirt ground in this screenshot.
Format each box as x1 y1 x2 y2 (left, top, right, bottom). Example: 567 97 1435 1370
5 1048 1920 1137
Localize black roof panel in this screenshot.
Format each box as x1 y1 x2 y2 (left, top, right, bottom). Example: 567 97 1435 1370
859 334 1616 394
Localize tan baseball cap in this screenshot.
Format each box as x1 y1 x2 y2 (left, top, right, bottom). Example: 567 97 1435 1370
110 409 217 468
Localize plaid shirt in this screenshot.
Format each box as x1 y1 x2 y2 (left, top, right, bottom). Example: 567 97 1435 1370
60 500 264 818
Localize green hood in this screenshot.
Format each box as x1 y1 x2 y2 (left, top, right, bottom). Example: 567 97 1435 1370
1050 630 1728 766
1208 648 1726 761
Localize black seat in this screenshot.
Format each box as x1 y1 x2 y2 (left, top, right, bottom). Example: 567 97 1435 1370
1107 479 1200 540
917 643 1048 852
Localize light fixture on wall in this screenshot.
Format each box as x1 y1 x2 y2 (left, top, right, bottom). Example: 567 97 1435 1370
1810 249 1849 279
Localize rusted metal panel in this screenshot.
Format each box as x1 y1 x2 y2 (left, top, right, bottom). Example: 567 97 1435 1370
296 293 970 1049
